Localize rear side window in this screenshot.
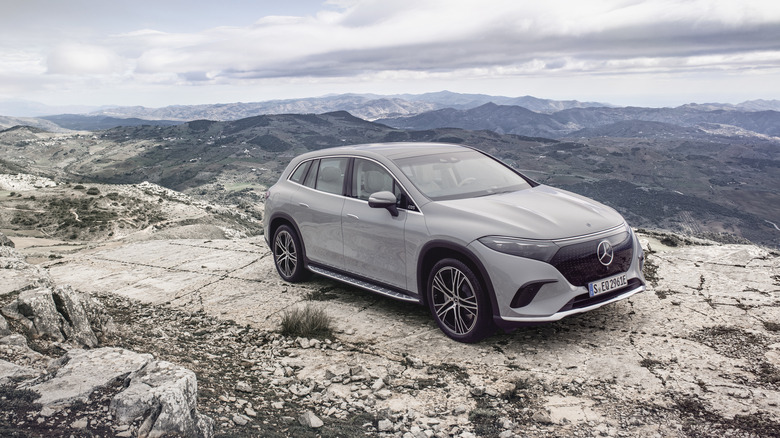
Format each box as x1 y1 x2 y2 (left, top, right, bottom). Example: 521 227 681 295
289 160 311 184
303 159 319 188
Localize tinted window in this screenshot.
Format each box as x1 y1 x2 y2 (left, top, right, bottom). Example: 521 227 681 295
352 159 399 201
315 157 348 195
289 160 311 184
303 159 319 188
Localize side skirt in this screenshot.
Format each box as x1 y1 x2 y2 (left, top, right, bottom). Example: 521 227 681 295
308 265 420 303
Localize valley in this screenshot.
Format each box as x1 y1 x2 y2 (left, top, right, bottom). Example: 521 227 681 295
1 94 778 249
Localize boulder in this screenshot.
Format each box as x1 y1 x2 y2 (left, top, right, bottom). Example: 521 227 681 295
0 313 9 336
26 347 213 438
29 347 153 407
1 284 114 347
112 359 214 438
0 233 14 248
0 244 54 297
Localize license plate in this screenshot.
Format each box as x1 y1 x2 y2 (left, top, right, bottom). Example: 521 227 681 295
588 273 628 297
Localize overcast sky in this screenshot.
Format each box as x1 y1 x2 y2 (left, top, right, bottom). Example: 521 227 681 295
2 0 779 112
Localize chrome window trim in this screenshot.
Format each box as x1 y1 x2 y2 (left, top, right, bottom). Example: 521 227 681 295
286 154 424 215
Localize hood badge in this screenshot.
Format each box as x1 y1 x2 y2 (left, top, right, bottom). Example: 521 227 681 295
597 240 614 266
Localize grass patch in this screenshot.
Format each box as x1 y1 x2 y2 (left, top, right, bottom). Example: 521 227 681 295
279 305 333 339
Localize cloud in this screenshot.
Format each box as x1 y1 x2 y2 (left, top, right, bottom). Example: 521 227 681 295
109 0 780 84
3 0 780 106
47 43 125 75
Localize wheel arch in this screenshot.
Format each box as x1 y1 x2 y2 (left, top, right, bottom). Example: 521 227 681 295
416 240 498 316
267 213 308 266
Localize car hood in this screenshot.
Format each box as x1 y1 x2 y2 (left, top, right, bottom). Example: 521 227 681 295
425 185 625 241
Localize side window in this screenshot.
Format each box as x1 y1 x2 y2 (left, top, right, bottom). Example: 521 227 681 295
289 160 311 184
315 157 348 195
353 159 396 201
303 159 319 188
351 159 417 212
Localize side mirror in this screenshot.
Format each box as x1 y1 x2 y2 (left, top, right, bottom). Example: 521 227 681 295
368 191 399 217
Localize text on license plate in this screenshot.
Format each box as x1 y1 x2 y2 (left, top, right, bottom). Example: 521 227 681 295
588 273 628 297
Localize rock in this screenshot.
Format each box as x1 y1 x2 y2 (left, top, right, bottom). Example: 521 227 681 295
453 405 469 415
0 314 9 336
232 414 249 426
378 419 393 431
235 381 253 393
29 347 152 406
375 389 392 400
2 285 114 347
245 406 257 417
0 233 13 248
23 347 213 438
111 358 214 438
71 418 88 429
372 378 385 391
0 357 41 385
299 410 324 428
532 409 555 424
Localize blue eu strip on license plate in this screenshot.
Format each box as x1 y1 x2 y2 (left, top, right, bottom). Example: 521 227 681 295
588 273 628 297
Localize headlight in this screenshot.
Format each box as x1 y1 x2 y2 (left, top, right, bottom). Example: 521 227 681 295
478 236 560 262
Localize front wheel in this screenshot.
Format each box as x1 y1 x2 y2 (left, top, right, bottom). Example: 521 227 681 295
272 224 308 282
426 258 493 343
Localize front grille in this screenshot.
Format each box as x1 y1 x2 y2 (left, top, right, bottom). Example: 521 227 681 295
550 230 634 287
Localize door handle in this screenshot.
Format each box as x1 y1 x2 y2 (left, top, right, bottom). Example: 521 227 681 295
298 202 310 208
347 213 359 220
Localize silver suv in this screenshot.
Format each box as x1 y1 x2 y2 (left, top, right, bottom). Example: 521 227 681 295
264 143 645 342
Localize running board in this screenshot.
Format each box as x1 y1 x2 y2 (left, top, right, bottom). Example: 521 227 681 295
308 265 419 303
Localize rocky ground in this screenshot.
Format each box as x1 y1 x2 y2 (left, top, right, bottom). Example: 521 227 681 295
0 219 778 437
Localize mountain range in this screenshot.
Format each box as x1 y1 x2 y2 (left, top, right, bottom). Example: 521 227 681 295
2 92 779 143
1 107 778 248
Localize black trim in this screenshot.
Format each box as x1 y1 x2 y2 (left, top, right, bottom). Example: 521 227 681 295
416 240 500 320
307 261 421 301
559 277 645 312
510 280 557 308
343 157 355 197
267 213 308 265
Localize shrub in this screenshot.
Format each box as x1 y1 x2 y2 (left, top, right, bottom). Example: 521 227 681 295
86 187 100 195
74 185 85 190
279 305 332 339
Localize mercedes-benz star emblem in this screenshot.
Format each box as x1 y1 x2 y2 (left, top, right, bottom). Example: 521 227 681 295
597 240 614 266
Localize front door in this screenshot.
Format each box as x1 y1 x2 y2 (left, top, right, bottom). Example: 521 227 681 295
342 159 408 289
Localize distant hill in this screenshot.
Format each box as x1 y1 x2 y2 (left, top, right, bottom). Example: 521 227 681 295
378 103 780 139
569 120 706 139
1 109 778 248
85 91 609 123
40 114 181 131
0 115 72 132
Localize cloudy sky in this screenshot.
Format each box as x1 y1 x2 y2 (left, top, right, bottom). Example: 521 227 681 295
1 0 779 112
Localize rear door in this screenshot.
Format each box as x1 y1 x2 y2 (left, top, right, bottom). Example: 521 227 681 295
295 157 349 270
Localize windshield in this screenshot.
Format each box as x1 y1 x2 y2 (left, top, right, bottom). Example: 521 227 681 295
394 149 532 201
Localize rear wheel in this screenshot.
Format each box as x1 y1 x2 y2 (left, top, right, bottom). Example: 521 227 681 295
272 224 308 282
426 258 493 343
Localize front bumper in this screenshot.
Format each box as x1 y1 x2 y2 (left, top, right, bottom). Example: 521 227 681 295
468 228 646 329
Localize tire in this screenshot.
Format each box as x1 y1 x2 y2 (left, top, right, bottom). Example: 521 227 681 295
426 258 493 343
272 224 308 283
